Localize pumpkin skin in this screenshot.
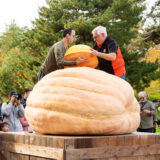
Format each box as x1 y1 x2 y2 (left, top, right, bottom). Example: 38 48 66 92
63 44 98 68
25 67 140 135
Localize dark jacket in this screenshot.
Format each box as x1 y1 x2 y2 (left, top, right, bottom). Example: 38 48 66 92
139 100 155 129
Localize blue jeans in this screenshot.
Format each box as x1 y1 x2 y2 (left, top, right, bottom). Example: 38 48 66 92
120 74 126 80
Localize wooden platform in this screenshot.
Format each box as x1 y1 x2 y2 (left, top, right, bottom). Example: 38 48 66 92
0 132 160 160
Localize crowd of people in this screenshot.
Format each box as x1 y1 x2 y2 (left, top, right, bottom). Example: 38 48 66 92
0 88 32 132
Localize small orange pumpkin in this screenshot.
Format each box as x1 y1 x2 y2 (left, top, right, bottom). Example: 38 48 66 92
64 44 98 68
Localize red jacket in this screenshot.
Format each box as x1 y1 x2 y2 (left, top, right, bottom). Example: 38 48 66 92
19 117 29 131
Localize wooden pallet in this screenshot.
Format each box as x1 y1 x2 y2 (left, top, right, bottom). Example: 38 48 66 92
0 132 160 160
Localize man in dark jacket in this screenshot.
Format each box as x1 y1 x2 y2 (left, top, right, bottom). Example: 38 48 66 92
152 99 159 132
137 91 155 133
20 88 32 108
91 26 126 79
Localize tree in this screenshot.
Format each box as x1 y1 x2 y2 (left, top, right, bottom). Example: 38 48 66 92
0 22 27 53
1 0 159 93
142 0 160 44
0 23 36 96
23 0 160 91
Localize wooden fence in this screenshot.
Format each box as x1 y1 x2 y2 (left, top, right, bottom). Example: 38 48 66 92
0 132 160 160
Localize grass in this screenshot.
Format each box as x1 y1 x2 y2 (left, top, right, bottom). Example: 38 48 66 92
145 80 160 133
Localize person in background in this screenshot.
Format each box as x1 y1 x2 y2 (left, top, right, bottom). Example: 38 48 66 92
1 90 24 132
152 99 160 130
152 99 159 133
37 28 87 81
91 26 126 79
19 117 29 131
0 97 3 121
0 122 9 132
20 88 32 108
20 88 33 131
137 91 155 133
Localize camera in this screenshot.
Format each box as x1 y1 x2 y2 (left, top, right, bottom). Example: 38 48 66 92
13 93 22 100
17 93 22 100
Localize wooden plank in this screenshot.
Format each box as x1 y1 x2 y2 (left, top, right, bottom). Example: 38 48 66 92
29 156 54 160
0 150 11 160
0 152 7 160
98 155 160 160
1 141 64 160
65 144 160 160
18 154 30 160
108 136 117 146
65 139 75 149
10 152 20 160
139 134 156 146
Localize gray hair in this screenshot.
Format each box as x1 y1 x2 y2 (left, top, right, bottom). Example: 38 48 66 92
138 91 148 99
92 26 107 37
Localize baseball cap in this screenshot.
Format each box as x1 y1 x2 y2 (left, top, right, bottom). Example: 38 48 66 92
152 99 159 103
9 90 18 97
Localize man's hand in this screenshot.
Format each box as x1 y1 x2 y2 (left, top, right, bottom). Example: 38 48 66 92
141 109 151 114
16 99 21 106
10 96 16 105
90 49 99 56
76 57 88 65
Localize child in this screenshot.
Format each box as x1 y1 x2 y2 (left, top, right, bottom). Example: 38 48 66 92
0 122 9 132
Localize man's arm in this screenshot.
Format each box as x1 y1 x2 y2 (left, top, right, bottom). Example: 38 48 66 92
142 103 155 116
16 99 24 118
1 103 13 116
90 50 116 61
55 46 87 67
91 40 117 61
55 47 77 67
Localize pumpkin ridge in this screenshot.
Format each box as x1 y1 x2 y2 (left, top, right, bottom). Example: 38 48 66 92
25 107 140 134
44 72 133 97
27 95 125 115
37 77 129 104
26 106 130 121
35 85 126 100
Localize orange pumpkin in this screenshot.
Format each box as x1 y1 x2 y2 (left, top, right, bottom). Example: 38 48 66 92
25 67 140 135
63 44 98 68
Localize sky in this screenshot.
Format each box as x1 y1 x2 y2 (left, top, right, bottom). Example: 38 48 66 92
0 0 157 34
0 0 46 33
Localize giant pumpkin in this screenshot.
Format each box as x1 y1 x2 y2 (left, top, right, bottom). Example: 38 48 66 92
63 44 98 68
25 67 140 135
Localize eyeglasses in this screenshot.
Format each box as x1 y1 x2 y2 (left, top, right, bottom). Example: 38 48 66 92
139 97 145 100
73 35 78 38
93 34 100 40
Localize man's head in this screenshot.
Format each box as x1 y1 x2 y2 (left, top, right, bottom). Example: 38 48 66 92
138 91 148 103
92 26 107 45
9 90 18 99
8 90 22 104
63 28 76 44
24 88 32 99
152 99 159 107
